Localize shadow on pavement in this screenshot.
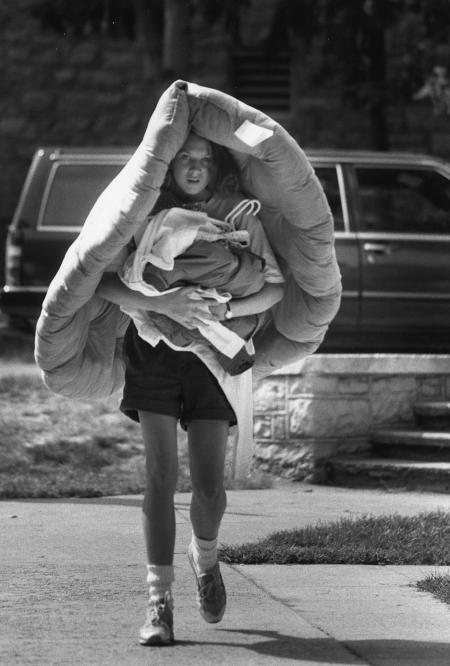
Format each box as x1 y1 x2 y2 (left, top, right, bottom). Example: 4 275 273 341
209 629 362 662
179 630 450 664
345 639 450 663
11 496 266 518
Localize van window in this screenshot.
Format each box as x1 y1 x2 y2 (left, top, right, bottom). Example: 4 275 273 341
355 167 450 234
315 166 344 231
39 163 123 229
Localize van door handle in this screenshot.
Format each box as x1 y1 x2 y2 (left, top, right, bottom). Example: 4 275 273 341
363 242 392 255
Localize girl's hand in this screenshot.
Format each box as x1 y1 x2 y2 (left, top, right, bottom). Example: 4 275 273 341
205 217 229 233
156 286 221 329
96 275 224 329
208 302 228 321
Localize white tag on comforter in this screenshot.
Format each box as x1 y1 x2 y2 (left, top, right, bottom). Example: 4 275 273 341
234 120 273 147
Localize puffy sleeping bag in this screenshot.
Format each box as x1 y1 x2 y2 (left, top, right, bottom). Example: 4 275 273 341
35 79 341 399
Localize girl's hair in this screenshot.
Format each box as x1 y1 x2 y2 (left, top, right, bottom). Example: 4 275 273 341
162 136 241 197
209 141 241 195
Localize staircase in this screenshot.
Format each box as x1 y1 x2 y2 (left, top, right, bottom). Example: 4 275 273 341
326 401 450 493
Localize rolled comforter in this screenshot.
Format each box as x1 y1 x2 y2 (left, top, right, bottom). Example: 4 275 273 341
34 80 342 475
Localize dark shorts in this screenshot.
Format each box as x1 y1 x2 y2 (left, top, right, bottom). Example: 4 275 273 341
120 322 236 428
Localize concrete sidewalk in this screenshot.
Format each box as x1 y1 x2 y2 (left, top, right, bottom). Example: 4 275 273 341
1 484 450 665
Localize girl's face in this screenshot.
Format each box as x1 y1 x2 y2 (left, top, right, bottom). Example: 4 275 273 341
171 134 215 200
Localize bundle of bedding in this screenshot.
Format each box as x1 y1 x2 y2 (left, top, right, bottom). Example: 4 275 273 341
35 80 342 478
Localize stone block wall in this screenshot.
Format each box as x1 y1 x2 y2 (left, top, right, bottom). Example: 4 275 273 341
253 355 450 481
0 5 230 225
2 3 450 228
0 4 231 282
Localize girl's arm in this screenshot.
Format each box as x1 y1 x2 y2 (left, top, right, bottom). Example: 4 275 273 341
210 282 285 321
211 207 285 320
96 273 220 329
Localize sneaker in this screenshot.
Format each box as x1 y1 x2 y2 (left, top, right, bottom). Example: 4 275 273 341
188 545 227 623
139 592 174 646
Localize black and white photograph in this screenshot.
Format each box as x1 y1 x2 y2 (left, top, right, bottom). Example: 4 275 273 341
1 1 450 664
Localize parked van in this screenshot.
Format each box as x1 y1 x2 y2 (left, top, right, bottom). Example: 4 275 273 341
2 146 450 351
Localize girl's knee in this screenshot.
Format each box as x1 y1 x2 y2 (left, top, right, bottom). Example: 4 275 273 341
146 464 178 493
143 461 178 511
142 478 177 519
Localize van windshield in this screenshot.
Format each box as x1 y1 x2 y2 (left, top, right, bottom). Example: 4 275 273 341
39 163 123 229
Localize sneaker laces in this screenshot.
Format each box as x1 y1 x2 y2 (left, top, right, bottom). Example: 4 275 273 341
150 601 164 624
148 594 172 625
198 571 219 600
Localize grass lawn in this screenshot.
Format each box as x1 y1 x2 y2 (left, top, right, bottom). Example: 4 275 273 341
219 511 450 565
417 573 450 607
219 511 450 613
0 359 270 498
0 363 155 498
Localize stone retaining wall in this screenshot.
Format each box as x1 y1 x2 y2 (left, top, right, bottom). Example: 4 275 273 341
2 4 449 228
253 355 450 481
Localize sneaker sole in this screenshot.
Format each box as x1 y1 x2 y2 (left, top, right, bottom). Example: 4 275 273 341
139 632 174 646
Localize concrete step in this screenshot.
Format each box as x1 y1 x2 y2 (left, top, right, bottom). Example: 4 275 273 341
414 401 450 430
371 427 450 461
326 455 450 493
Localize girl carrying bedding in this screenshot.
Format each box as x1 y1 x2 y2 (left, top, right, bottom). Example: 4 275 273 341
116 133 284 376
97 131 285 645
35 79 341 648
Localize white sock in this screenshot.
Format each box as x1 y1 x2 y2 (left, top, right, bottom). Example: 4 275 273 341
190 532 218 574
146 564 175 602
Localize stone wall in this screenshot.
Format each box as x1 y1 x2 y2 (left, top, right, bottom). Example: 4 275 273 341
1 3 450 286
253 355 450 481
2 4 450 228
0 5 229 225
0 4 230 281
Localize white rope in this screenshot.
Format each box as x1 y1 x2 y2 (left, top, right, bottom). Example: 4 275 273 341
224 199 261 229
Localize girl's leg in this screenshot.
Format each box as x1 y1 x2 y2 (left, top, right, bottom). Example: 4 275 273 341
139 410 179 565
187 419 228 624
138 410 178 646
188 419 228 541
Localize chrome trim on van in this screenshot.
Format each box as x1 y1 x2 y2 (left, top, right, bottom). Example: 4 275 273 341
334 231 358 239
336 164 350 233
49 151 130 162
308 151 450 173
37 226 81 233
2 285 47 293
361 291 450 299
357 232 450 241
